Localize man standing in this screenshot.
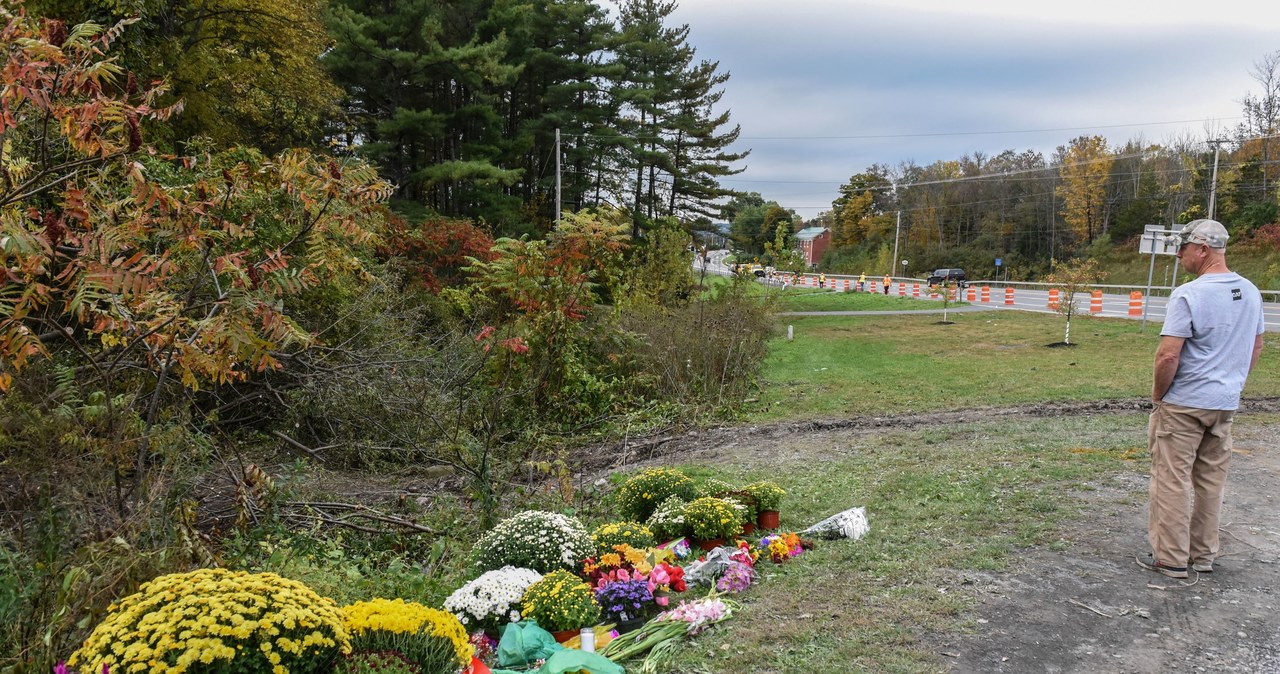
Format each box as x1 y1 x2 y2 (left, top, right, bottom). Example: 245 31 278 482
1139 219 1265 579
883 274 892 295
858 272 866 292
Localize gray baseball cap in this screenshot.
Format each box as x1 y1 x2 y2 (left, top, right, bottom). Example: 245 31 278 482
1178 219 1229 249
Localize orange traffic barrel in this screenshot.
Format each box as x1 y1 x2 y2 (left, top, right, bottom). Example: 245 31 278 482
1090 290 1103 314
1048 288 1060 310
948 287 957 300
912 283 921 297
1004 287 1015 305
1128 291 1143 317
966 287 976 301
898 282 906 296
981 286 991 303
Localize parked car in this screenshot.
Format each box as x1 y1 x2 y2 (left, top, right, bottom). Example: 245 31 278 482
926 268 968 287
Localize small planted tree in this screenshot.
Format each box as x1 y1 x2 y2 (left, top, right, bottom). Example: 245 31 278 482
1043 259 1105 345
937 280 957 323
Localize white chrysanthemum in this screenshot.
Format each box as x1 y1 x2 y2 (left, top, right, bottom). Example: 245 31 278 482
445 566 543 629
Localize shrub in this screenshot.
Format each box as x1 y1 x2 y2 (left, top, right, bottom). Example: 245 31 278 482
613 468 697 522
471 511 594 575
520 570 601 633
682 497 743 541
645 495 689 542
342 599 472 674
591 521 656 556
443 566 543 632
743 482 786 512
68 568 349 674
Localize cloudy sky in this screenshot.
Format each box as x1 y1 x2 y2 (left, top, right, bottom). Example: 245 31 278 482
653 0 1280 220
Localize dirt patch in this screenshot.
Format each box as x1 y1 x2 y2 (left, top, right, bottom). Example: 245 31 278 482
936 421 1280 674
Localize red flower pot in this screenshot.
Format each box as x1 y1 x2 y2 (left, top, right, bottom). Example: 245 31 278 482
742 522 756 535
695 537 724 551
757 510 780 530
552 629 580 644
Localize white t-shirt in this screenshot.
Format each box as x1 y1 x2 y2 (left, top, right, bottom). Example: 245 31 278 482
1160 271 1265 410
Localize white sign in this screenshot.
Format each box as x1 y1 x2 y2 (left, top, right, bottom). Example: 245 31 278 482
1140 224 1181 256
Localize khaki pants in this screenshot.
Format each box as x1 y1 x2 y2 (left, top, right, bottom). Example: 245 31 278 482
1148 401 1234 568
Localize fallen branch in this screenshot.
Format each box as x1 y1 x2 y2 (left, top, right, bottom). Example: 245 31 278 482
284 500 439 535
271 431 333 462
1068 598 1112 618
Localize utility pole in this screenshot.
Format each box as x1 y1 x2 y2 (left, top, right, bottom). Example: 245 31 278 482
1207 138 1226 219
555 128 562 226
891 210 901 276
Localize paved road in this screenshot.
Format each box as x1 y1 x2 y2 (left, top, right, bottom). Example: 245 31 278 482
697 252 1280 332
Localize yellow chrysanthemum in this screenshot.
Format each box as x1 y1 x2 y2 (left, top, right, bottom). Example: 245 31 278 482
69 568 349 674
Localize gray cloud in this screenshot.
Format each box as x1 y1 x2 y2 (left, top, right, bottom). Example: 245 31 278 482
660 1 1279 218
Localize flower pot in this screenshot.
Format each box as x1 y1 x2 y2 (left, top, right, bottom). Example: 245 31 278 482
695 537 724 551
552 628 580 644
757 510 780 530
615 617 646 634
742 522 756 535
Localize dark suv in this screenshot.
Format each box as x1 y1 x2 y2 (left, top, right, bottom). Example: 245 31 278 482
926 268 967 287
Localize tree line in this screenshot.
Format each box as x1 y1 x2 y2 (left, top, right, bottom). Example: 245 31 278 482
24 0 747 237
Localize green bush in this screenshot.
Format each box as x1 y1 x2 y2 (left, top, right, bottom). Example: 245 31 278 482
613 468 697 522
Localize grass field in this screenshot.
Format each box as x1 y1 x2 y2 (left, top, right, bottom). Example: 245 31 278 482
750 310 1280 421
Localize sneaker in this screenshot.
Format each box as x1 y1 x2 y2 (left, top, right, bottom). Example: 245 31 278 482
1191 560 1213 573
1135 554 1189 579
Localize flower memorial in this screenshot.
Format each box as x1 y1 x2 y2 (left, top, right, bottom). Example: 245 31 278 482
63 474 824 674
591 521 656 555
342 598 473 673
443 566 543 631
520 569 601 633
613 468 697 522
69 568 350 674
682 497 742 542
471 510 594 574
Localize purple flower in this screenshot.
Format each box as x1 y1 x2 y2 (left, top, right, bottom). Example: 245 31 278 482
716 560 754 593
594 579 653 620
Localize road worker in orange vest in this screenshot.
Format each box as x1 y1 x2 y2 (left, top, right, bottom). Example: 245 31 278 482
883 274 891 294
858 272 866 292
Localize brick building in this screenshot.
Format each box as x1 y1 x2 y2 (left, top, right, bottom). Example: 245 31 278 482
793 227 831 268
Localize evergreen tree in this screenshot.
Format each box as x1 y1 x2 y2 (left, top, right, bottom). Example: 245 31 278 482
324 0 521 222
